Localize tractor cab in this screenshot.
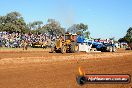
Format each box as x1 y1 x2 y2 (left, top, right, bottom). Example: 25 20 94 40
64 32 77 43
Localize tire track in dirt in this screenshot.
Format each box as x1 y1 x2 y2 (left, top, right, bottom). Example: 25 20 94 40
0 49 132 88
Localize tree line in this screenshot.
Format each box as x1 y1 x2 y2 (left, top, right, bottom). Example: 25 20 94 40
0 11 90 38
118 27 132 43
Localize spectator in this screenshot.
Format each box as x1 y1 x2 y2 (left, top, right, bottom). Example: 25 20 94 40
0 31 52 48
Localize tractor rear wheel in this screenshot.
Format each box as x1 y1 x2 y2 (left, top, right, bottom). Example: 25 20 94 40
106 46 112 52
70 43 79 53
70 45 75 53
112 46 116 52
75 45 79 52
109 46 113 52
61 46 66 54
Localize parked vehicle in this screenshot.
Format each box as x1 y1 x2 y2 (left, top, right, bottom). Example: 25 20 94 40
95 43 116 52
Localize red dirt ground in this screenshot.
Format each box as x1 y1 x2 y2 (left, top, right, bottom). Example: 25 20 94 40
0 48 132 88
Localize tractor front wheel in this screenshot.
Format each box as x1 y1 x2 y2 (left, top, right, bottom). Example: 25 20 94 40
70 43 79 53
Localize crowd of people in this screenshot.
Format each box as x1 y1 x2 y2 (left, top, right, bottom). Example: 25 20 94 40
0 31 52 48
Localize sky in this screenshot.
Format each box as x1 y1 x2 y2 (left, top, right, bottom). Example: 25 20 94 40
0 0 132 40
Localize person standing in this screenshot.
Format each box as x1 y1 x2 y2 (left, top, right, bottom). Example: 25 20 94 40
22 40 28 50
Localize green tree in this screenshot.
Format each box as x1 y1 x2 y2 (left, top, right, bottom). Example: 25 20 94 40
76 23 88 31
0 11 28 33
43 19 65 36
67 23 90 38
85 31 90 38
127 27 132 36
67 24 77 34
68 23 88 34
28 21 43 30
28 21 44 34
118 27 132 43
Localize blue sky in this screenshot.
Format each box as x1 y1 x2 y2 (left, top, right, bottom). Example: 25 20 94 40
0 0 132 39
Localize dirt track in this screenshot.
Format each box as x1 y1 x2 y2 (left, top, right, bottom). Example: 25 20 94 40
0 48 132 88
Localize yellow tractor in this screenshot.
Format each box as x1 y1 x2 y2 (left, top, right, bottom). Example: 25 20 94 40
51 33 79 54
